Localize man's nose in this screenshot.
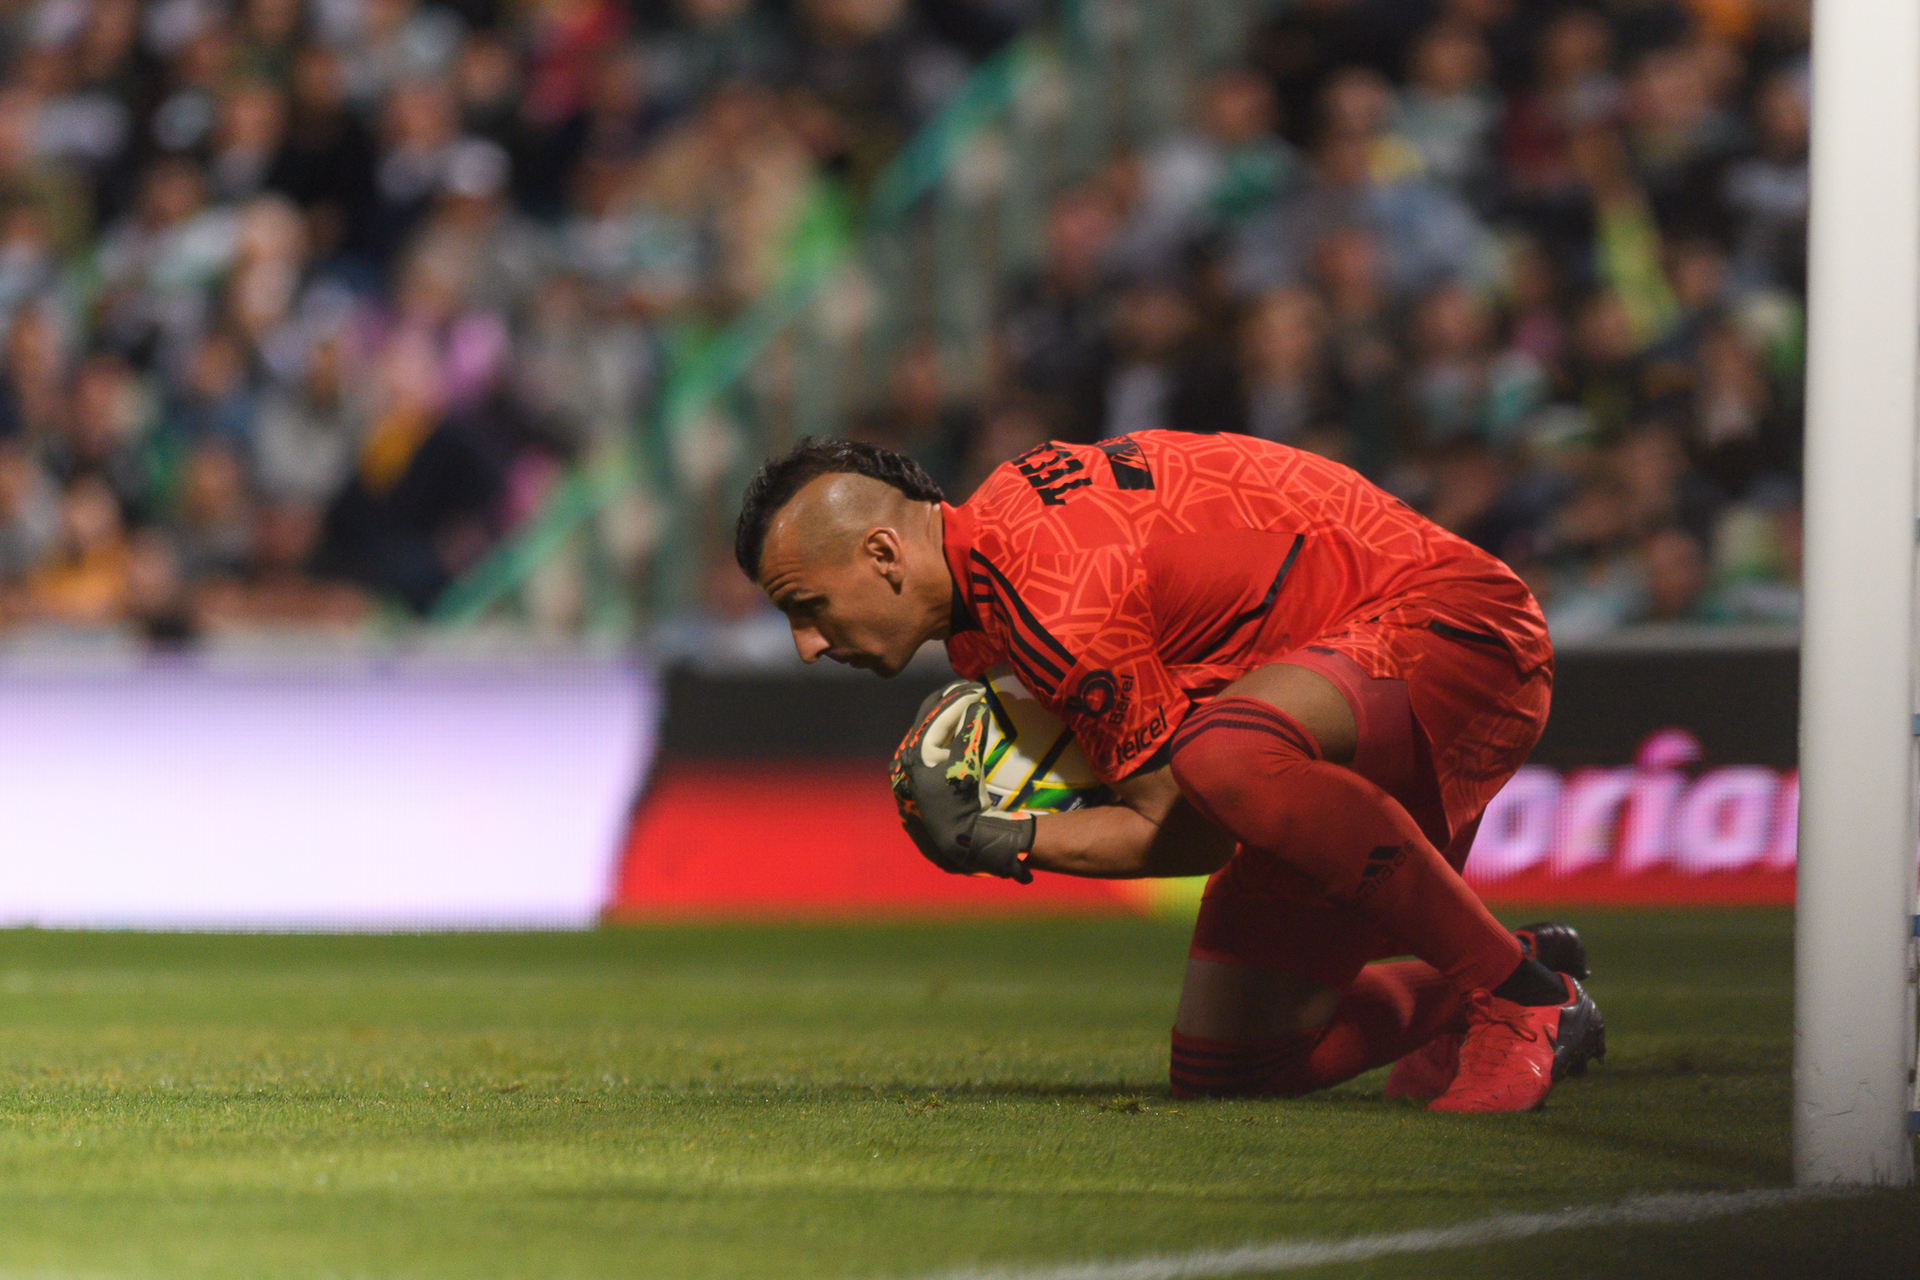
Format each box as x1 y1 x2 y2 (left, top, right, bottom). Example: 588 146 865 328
792 625 830 663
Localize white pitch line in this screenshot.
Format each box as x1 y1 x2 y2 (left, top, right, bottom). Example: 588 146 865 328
897 1188 1828 1280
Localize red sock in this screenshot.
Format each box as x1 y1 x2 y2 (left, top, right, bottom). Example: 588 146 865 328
1310 960 1467 1081
1170 1027 1318 1097
1169 697 1522 996
1168 961 1466 1097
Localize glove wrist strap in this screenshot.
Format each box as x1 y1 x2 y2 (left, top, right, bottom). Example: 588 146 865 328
975 812 1037 852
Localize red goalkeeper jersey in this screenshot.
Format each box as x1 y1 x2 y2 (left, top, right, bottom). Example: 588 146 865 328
941 431 1551 782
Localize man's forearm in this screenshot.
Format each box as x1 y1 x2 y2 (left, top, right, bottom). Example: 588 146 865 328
1026 803 1161 877
1025 796 1235 879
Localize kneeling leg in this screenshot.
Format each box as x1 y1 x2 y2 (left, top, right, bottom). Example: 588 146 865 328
1168 887 1466 1098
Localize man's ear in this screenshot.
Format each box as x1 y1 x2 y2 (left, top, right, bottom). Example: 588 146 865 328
865 526 906 587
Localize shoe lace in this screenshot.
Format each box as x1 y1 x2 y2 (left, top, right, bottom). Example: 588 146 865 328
1464 990 1542 1047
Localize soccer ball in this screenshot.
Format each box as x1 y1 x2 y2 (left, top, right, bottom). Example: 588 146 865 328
974 664 1110 814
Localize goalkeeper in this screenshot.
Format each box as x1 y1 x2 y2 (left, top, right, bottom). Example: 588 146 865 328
734 431 1602 1113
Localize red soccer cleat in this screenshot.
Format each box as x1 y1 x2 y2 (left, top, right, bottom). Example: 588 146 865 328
1385 922 1596 1103
1428 975 1603 1113
1383 1032 1461 1101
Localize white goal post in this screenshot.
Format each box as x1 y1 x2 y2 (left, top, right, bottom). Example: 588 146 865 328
1795 0 1920 1186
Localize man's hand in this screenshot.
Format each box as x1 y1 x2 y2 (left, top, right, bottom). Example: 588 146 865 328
890 682 1035 883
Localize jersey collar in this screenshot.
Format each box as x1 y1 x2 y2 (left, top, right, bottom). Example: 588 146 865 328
939 501 981 634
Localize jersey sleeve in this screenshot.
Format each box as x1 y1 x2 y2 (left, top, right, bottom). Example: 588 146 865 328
978 543 1188 783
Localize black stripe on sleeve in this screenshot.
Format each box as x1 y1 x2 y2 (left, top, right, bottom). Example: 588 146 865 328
965 567 1065 693
1005 629 1066 690
1214 533 1305 647
1427 619 1506 648
968 552 1079 671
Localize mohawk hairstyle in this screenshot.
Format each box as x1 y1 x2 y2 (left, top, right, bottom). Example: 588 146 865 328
734 437 946 579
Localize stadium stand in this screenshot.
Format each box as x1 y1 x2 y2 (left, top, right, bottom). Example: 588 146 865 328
0 0 1808 647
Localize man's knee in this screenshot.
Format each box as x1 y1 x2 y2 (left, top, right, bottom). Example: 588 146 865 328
1169 1028 1320 1098
1169 1028 1330 1099
1176 953 1344 1041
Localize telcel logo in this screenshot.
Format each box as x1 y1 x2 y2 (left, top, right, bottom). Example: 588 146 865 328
1468 728 1800 881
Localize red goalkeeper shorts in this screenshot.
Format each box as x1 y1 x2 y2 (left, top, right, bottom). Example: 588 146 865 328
1188 615 1553 990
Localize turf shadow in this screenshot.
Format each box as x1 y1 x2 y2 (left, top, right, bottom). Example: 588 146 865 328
862 1080 1172 1100
1523 1101 1789 1185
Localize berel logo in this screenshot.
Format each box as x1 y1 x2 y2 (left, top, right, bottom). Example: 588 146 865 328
1065 669 1124 722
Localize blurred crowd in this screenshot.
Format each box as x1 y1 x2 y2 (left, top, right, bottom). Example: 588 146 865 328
0 0 1018 640
0 0 1809 646
847 0 1809 643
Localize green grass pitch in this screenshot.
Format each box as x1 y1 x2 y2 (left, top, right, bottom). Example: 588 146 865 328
0 908 1914 1279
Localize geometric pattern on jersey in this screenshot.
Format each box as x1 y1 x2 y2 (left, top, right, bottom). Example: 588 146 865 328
942 430 1550 782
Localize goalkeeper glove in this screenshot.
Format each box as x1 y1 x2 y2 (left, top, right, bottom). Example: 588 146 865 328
890 681 1035 883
